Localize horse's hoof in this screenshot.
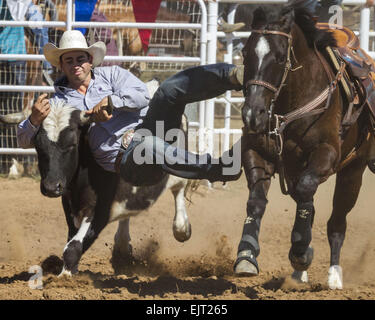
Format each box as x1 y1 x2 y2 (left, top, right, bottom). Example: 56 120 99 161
173 222 192 242
291 270 309 283
328 265 343 290
289 246 314 271
234 259 259 277
234 250 259 276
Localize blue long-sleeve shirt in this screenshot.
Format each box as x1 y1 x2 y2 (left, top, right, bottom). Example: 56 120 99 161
17 65 150 172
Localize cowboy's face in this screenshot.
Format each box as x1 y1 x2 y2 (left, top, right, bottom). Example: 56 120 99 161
60 51 93 86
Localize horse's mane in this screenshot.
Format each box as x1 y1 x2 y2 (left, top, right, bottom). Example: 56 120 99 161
288 6 337 50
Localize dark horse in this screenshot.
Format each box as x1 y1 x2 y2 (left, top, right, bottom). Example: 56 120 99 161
234 4 375 289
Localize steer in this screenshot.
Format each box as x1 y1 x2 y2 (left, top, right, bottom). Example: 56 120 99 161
22 100 191 276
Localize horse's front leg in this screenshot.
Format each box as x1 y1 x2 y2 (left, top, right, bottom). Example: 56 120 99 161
289 143 338 280
234 149 274 276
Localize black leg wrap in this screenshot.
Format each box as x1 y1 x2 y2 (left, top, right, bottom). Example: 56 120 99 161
237 218 261 255
289 201 315 271
234 212 262 274
291 201 314 256
289 246 314 271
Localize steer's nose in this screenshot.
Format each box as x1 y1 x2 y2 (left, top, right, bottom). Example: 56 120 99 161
41 180 64 198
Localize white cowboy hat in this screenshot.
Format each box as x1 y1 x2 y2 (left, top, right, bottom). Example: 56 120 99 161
43 30 106 68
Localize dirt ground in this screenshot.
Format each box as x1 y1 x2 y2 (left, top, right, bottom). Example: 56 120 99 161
0 169 375 301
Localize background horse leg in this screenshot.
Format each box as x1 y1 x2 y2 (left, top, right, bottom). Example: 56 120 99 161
111 218 133 273
234 149 273 276
167 176 191 242
327 158 367 289
289 143 338 277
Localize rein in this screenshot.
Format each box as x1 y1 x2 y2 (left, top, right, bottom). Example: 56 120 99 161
246 29 346 195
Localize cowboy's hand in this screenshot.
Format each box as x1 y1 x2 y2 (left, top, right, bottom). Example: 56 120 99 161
30 93 51 127
86 96 112 122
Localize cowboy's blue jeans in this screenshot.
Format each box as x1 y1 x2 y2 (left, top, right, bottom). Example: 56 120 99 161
119 63 242 186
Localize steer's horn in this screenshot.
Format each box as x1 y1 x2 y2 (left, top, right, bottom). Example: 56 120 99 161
0 111 27 124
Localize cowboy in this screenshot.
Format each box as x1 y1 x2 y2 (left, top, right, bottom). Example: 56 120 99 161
17 30 244 186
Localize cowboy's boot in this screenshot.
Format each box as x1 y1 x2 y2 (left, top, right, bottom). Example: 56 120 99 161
217 17 245 33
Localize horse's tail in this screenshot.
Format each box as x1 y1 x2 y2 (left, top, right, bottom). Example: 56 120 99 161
367 130 375 173
368 160 375 173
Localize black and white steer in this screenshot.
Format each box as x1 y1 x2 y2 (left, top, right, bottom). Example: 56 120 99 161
33 100 191 276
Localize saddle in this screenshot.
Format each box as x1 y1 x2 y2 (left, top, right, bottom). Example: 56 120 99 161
317 23 375 124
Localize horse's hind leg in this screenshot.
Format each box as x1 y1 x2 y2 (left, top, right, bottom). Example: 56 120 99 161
234 150 273 276
327 159 366 289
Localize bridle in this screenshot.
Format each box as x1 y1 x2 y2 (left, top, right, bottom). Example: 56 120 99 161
245 29 294 105
244 29 297 159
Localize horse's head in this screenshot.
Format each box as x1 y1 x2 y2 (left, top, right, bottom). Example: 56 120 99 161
242 6 295 134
